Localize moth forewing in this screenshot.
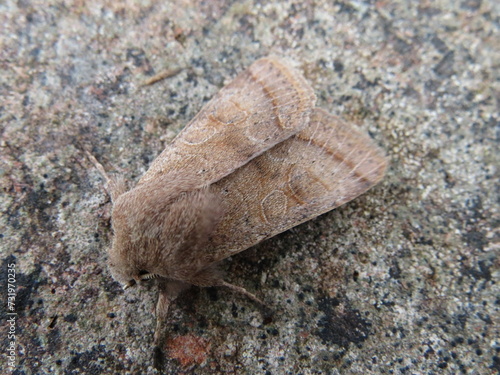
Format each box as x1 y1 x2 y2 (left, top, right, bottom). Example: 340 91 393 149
139 57 316 187
204 108 387 263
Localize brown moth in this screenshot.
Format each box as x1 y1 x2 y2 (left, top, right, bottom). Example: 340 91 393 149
92 56 387 367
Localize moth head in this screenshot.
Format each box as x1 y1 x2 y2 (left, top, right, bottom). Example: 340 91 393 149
107 174 223 290
123 272 162 289
108 258 162 290
106 182 171 290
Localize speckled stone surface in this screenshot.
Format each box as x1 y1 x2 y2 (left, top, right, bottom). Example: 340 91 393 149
1 1 498 374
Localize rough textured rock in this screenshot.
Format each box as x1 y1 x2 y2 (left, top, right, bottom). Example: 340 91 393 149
1 1 498 374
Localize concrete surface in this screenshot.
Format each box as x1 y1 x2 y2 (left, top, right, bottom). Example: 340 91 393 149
0 0 498 374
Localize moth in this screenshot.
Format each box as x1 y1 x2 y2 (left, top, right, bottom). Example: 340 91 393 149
91 56 387 367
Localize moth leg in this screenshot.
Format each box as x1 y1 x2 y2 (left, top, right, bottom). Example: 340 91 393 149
218 280 273 320
152 279 190 370
218 280 264 305
186 267 272 319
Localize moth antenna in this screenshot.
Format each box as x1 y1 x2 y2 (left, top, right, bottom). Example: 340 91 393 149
84 150 127 201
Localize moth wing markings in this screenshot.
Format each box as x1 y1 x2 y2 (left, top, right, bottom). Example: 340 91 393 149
179 125 218 145
249 58 311 130
286 165 331 204
305 113 323 149
205 108 387 263
139 57 315 187
260 189 288 224
306 113 385 198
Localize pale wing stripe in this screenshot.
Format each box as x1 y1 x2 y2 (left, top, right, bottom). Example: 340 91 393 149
349 148 374 175
306 116 323 148
240 91 309 108
341 160 385 187
327 130 354 179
